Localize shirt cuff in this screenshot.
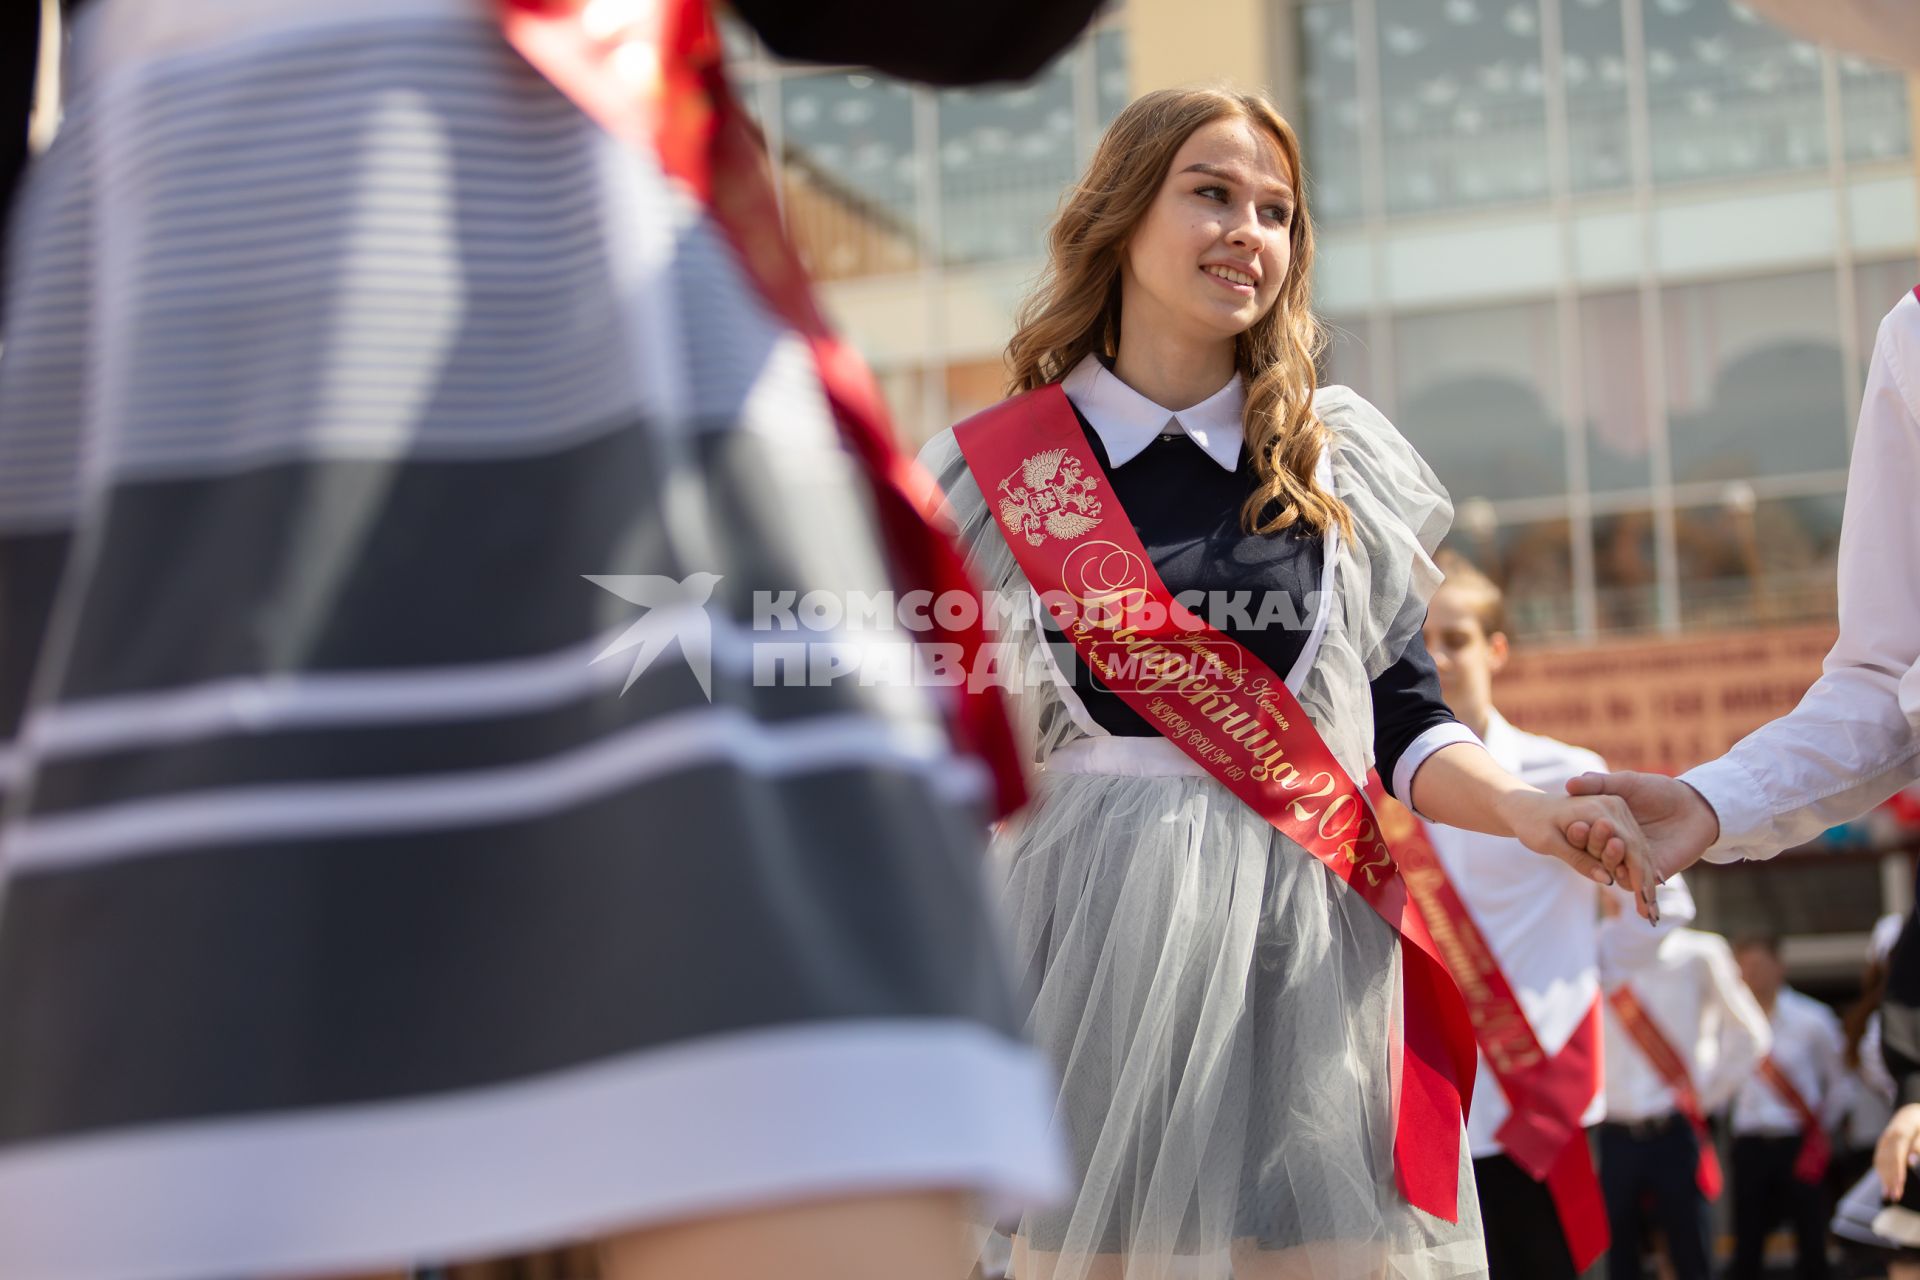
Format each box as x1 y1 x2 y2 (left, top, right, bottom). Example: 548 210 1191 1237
1677 755 1773 863
1393 721 1484 815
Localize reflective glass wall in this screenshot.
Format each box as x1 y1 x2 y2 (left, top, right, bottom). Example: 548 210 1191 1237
729 14 1130 443
1297 0 1914 641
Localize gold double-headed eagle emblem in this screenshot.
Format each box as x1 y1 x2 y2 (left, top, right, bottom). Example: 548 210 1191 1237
995 448 1104 546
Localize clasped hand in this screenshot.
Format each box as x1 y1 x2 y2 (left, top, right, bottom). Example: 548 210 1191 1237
1495 788 1664 922
1559 770 1722 911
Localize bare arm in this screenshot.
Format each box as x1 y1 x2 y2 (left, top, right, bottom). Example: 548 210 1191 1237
1409 740 1660 920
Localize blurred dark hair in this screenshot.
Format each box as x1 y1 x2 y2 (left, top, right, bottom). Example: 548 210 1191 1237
1842 957 1889 1071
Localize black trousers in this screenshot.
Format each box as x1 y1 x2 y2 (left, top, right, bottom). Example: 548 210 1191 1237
1598 1116 1711 1280
1730 1133 1831 1280
1474 1147 1584 1280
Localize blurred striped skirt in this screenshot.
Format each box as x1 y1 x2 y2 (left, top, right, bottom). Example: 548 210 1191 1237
0 2 1060 1277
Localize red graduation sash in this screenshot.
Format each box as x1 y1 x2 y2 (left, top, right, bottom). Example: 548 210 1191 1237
498 0 1027 819
1606 985 1725 1199
1391 819 1610 1269
1757 1055 1833 1184
953 384 1477 1223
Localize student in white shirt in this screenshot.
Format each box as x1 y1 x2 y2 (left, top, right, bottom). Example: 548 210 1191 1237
1599 922 1771 1280
1728 936 1847 1280
1422 555 1694 1280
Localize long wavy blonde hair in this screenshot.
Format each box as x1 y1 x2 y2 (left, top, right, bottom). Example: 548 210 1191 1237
1006 88 1351 538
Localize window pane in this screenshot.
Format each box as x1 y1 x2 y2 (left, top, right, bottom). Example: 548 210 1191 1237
1298 2 1365 224
1095 27 1131 128
1691 856 1888 948
1593 507 1659 633
1445 517 1576 639
875 366 934 448
1675 491 1843 629
1392 300 1566 504
1319 314 1372 392
945 358 1009 427
1662 270 1849 482
1503 519 1576 639
937 57 1078 266
1840 53 1910 164
1644 0 1826 185
780 73 926 280
1561 0 1631 193
1376 0 1551 215
1580 290 1654 492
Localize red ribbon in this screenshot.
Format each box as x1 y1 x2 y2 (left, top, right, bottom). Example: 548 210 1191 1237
1392 818 1611 1270
1757 1056 1833 1184
953 384 1477 1223
1607 985 1725 1200
498 0 1028 819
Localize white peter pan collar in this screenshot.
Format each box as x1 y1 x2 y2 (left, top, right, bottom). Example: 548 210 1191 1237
1060 353 1245 472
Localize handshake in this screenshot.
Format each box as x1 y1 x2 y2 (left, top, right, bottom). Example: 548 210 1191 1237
1485 770 1720 924
1555 771 1719 922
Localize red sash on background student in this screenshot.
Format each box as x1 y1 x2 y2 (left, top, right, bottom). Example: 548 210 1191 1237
1757 1056 1833 1184
949 383 1478 1223
498 0 1028 819
1607 985 1725 1199
1386 811 1611 1270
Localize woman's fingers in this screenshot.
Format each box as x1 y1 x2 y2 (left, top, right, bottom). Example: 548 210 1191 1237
1582 798 1659 922
1540 826 1615 887
1623 840 1660 924
1878 1106 1920 1200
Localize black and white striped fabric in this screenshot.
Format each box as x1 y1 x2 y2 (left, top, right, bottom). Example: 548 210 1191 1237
0 3 1061 1277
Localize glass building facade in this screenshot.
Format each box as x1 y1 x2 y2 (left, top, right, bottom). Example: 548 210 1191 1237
731 0 1916 649
1299 0 1915 642
726 14 1130 445
728 0 1919 935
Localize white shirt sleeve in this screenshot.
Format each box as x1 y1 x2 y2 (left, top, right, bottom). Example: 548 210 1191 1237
1815 1003 1849 1129
1699 938 1773 1114
1681 298 1920 862
1597 875 1697 984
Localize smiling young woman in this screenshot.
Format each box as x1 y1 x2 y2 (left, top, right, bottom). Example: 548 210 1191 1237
920 88 1655 1280
1003 91 1343 553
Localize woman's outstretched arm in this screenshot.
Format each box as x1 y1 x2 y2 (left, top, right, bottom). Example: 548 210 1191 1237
1409 741 1661 921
